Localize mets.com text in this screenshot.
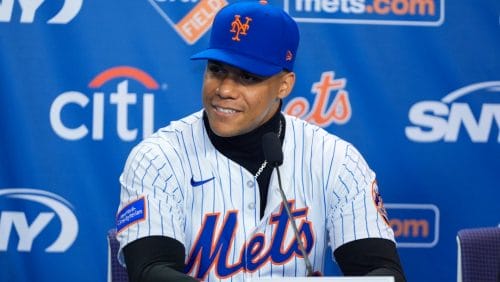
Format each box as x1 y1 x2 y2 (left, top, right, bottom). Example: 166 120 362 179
294 0 438 16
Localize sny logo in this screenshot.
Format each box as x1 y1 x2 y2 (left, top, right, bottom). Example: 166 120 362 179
0 188 78 252
50 66 159 141
406 81 500 143
0 0 83 24
230 15 252 41
185 201 314 280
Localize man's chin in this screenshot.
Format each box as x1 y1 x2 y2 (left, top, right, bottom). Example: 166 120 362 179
211 127 239 138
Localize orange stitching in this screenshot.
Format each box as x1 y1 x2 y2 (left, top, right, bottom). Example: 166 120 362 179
230 15 252 41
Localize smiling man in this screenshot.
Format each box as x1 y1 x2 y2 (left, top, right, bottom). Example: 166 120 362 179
201 60 295 137
115 1 406 282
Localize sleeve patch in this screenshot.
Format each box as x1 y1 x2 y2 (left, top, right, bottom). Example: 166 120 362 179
116 197 146 233
371 181 390 225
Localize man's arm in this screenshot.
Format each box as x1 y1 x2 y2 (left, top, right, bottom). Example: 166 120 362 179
334 238 406 282
123 236 197 282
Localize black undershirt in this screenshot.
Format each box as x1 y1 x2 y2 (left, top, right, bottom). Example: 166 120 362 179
203 109 285 218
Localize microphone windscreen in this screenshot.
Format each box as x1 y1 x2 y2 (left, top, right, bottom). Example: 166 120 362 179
262 132 283 167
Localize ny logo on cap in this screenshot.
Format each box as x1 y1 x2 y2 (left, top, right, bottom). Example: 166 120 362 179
230 15 252 41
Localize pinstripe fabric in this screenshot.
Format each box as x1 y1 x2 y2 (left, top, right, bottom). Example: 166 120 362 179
116 110 394 281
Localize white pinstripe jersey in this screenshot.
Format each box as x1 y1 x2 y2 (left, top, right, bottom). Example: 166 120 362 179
116 110 394 281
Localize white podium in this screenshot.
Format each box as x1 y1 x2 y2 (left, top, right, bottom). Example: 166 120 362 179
250 277 394 282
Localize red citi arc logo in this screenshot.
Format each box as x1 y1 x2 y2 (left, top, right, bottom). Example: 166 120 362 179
88 66 159 89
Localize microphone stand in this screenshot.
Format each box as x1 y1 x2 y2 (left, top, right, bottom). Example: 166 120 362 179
263 131 319 277
273 164 315 277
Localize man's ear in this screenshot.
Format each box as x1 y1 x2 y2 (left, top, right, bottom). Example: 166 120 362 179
277 72 296 99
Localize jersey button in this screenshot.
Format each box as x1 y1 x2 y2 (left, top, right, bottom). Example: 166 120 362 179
248 203 255 209
246 180 255 188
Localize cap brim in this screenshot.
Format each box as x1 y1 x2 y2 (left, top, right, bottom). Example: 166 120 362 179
190 48 283 77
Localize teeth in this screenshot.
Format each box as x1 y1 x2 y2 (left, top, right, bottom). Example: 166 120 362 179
216 107 236 114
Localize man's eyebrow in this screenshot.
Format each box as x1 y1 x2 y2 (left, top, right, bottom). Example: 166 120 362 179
207 60 222 66
240 70 267 80
206 60 269 80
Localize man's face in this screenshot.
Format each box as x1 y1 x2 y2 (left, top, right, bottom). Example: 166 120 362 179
202 61 294 137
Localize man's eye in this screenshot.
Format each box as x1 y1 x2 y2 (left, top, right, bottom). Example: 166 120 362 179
240 72 263 84
207 64 225 75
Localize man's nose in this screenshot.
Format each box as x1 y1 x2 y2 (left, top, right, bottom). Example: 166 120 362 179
217 75 239 99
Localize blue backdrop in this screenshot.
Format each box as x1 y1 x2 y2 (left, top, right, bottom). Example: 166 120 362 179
1 0 499 281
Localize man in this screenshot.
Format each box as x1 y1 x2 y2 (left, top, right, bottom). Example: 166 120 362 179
115 1 406 281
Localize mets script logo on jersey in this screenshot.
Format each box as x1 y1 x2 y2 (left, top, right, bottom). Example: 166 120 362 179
230 15 252 41
50 66 159 141
149 0 228 44
284 0 444 26
185 201 315 279
285 71 352 127
405 81 500 143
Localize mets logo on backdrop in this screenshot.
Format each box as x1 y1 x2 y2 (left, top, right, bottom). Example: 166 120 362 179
285 71 352 127
149 0 228 44
284 0 444 26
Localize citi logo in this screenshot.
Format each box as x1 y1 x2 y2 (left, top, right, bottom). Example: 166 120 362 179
284 0 444 26
405 81 500 143
149 0 227 44
0 188 78 252
285 71 351 127
50 66 159 141
0 0 83 24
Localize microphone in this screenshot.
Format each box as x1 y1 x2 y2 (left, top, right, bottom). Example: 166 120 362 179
262 132 317 277
262 132 283 167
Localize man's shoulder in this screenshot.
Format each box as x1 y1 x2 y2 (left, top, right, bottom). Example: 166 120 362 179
132 110 204 152
151 110 204 139
282 113 357 161
283 113 347 143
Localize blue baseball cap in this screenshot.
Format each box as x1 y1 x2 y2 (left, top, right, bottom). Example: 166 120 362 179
190 1 300 77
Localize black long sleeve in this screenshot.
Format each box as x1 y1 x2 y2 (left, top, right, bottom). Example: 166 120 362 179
123 236 405 281
123 236 197 282
334 238 406 282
